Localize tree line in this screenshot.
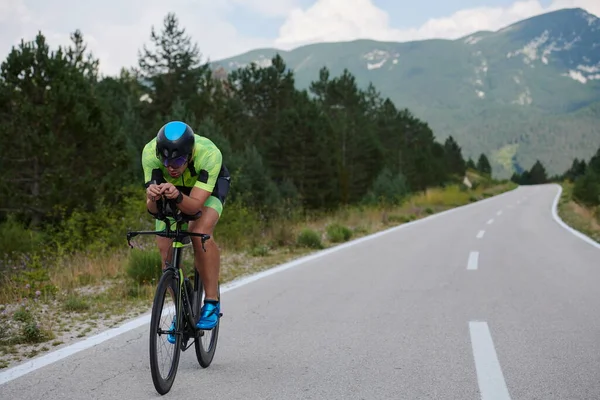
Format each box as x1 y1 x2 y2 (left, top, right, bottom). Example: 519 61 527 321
0 12 497 238
510 148 600 207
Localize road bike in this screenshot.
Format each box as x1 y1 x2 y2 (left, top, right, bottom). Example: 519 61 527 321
127 197 222 395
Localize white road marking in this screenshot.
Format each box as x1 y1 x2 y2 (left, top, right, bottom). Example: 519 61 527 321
469 321 511 400
487 219 494 225
477 230 485 239
497 210 502 216
467 251 479 270
0 187 523 386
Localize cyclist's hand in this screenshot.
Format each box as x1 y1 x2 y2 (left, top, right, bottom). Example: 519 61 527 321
160 183 180 200
146 184 162 202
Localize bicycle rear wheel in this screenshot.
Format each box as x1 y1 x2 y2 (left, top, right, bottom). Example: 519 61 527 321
149 269 182 395
193 271 221 368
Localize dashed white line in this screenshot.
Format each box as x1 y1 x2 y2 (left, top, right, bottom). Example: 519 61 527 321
477 230 485 239
467 251 479 270
496 210 502 216
469 321 511 400
487 218 494 225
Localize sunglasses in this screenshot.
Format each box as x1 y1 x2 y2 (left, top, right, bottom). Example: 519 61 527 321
162 155 188 168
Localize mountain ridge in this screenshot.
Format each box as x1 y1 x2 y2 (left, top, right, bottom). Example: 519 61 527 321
209 7 600 178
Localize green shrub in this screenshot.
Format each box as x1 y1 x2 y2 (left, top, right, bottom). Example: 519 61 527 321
21 321 53 344
573 171 600 206
268 222 296 247
50 185 150 256
296 229 323 249
363 167 409 206
13 307 34 323
249 245 270 257
326 223 353 243
11 306 54 344
63 294 90 312
126 248 162 285
0 215 46 258
217 199 264 250
13 254 59 299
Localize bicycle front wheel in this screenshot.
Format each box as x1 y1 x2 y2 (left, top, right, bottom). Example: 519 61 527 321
149 269 182 395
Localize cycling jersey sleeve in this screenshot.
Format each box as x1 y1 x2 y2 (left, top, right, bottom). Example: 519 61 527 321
142 138 162 186
193 141 223 193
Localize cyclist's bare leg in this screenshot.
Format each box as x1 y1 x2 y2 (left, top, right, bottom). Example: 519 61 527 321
156 237 176 299
189 206 220 301
156 237 174 269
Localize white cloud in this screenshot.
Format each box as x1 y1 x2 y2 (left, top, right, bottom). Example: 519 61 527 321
0 0 274 76
2 0 599 77
230 0 299 17
276 0 394 46
275 0 600 49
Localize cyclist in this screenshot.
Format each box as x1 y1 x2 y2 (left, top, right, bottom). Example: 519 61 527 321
142 121 230 334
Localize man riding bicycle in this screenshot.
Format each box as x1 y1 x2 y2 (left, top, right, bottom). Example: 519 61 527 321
142 121 230 332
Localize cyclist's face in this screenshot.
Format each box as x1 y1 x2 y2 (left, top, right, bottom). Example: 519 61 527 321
163 155 188 177
166 163 186 177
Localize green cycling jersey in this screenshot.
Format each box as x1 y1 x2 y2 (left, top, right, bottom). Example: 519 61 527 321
141 134 230 222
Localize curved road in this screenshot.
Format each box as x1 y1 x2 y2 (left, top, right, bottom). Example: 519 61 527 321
1 184 599 399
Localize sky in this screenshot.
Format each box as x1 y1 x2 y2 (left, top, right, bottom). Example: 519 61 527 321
1 0 599 76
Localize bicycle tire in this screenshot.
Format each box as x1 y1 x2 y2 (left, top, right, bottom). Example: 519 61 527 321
149 269 182 395
193 271 221 368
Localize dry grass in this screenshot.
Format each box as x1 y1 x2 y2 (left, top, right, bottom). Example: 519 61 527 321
50 252 127 291
568 202 600 230
557 182 600 243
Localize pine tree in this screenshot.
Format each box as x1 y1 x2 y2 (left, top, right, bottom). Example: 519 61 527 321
477 153 492 175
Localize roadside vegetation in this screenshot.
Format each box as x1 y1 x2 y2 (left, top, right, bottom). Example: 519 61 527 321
0 11 595 371
510 148 600 244
0 171 513 369
556 182 600 243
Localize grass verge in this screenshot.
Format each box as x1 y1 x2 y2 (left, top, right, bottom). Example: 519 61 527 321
0 179 516 370
555 181 600 244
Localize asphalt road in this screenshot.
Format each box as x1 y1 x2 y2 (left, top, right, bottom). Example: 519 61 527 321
1 184 600 399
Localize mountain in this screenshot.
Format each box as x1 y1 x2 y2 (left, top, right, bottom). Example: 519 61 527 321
209 8 600 178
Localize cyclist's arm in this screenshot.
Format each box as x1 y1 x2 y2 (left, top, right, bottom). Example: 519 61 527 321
141 141 163 215
176 142 222 215
175 186 211 215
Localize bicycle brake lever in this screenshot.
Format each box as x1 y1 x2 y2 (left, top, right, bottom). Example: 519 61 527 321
201 234 210 252
126 232 134 248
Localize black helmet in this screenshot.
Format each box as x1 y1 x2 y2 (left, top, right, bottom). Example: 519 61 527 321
155 121 195 164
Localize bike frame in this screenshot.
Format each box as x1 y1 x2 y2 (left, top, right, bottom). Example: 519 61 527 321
126 197 210 346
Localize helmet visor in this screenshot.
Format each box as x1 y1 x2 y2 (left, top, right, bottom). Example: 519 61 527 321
162 155 188 168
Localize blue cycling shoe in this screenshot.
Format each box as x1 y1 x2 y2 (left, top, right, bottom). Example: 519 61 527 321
167 316 176 344
196 301 220 330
